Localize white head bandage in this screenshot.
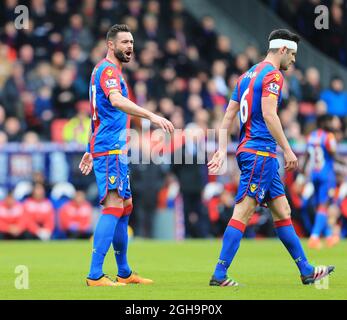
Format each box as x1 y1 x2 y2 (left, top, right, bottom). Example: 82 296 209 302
269 39 297 52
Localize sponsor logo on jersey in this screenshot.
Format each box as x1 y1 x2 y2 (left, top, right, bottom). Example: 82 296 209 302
268 82 280 95
274 73 281 82
105 79 118 88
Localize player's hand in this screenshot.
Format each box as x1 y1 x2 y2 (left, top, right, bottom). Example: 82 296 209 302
283 148 298 171
79 152 93 175
149 114 174 133
207 150 226 174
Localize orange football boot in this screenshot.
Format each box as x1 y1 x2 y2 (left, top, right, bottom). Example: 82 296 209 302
326 235 340 248
116 272 153 284
86 275 126 287
308 236 322 250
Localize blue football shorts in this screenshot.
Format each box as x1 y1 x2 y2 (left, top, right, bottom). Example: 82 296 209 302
93 153 132 204
235 151 285 205
311 172 336 206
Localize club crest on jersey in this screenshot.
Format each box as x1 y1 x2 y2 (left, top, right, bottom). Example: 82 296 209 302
250 184 257 193
109 176 116 184
274 73 280 82
268 82 280 95
105 79 118 88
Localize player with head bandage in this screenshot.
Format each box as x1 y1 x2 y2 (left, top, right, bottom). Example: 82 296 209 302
208 29 334 287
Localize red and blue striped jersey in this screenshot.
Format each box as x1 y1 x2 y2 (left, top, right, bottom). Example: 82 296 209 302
89 58 130 154
231 61 284 157
307 129 336 173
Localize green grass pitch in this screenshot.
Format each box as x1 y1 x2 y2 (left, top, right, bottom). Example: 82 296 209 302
0 239 346 300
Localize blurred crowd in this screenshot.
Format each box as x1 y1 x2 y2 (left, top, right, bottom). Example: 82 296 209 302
263 0 347 66
0 179 94 240
1 0 347 240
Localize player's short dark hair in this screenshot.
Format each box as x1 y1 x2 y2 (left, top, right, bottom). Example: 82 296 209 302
106 24 131 42
317 114 333 129
267 29 300 53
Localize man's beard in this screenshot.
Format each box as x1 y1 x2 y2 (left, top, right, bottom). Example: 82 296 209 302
114 49 130 63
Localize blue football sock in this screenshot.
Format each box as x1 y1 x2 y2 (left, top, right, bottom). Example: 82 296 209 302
213 219 245 280
275 219 314 276
88 208 122 279
113 214 132 278
311 212 327 238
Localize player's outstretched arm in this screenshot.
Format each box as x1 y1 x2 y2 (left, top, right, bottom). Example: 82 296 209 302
261 96 298 171
109 91 174 133
208 99 239 174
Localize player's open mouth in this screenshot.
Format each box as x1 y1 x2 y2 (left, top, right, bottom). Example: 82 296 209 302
125 51 132 58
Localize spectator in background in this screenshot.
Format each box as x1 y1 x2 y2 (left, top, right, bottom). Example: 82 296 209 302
29 62 56 93
302 67 321 103
0 105 6 131
2 62 27 119
214 35 234 66
171 123 209 238
52 67 78 118
320 76 347 118
0 191 27 240
211 60 229 97
0 130 8 146
0 42 14 89
23 183 54 241
284 64 302 100
244 45 260 66
124 0 144 21
34 85 54 138
22 131 40 146
195 15 217 63
140 13 165 46
233 53 250 74
49 0 71 33
95 0 123 39
4 117 22 142
18 44 36 76
30 0 49 29
0 21 19 50
170 15 189 54
130 136 167 238
63 14 93 52
63 100 90 144
67 43 89 95
50 51 66 78
327 2 346 65
58 190 93 239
